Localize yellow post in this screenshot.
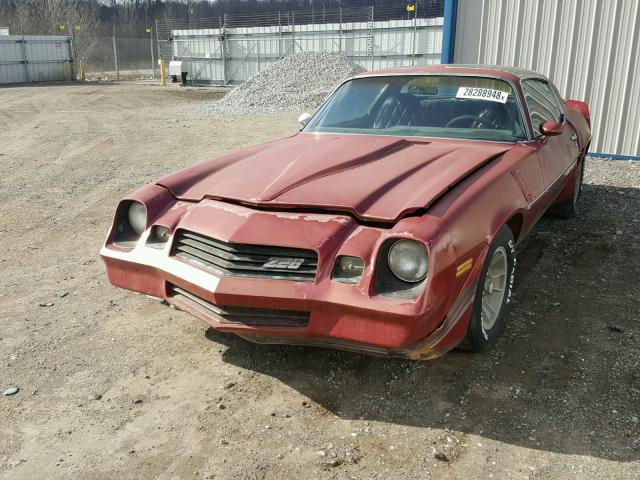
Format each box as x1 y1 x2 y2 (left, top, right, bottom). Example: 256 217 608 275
160 59 166 86
79 59 85 82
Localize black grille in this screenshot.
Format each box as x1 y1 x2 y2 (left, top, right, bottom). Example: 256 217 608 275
169 285 309 327
173 230 318 281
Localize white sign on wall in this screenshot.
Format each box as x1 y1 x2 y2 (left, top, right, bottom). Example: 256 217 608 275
0 27 9 35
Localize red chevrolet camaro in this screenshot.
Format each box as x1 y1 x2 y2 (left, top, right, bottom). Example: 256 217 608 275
101 65 591 359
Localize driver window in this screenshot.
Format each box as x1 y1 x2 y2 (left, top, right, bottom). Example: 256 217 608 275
522 80 562 134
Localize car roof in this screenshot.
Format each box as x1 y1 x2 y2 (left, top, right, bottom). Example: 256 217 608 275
353 64 548 82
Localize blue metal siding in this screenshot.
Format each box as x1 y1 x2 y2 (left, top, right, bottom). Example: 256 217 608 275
441 0 458 63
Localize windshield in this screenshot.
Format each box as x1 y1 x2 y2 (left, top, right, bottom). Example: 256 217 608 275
305 75 527 142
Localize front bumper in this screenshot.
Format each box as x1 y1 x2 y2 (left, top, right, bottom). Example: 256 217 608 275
101 198 477 359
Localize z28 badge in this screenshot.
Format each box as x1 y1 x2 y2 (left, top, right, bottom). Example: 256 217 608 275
262 258 306 270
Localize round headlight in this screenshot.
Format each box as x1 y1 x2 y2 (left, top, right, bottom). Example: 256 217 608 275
128 201 147 236
387 239 428 283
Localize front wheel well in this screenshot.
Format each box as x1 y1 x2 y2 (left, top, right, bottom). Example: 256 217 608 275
505 213 524 244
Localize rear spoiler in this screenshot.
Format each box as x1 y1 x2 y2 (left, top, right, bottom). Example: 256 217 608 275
565 100 591 126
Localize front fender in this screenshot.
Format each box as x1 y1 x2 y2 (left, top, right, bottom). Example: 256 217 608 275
419 146 536 335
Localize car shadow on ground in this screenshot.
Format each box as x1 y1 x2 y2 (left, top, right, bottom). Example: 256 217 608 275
205 182 640 462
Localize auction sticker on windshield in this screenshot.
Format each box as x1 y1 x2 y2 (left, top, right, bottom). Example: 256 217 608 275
456 87 508 104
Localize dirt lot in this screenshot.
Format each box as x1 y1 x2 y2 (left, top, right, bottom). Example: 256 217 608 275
0 83 639 480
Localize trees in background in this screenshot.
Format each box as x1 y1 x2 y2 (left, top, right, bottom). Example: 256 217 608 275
0 0 444 36
0 0 443 73
0 1 102 60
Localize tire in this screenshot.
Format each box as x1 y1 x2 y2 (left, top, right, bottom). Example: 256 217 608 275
547 160 584 219
459 226 516 353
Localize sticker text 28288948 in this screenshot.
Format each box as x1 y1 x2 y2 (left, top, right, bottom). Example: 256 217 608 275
456 87 509 104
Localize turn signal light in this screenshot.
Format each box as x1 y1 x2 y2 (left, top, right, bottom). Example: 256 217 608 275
332 256 364 284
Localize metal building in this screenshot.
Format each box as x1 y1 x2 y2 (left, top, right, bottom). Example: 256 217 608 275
449 0 640 159
0 35 73 84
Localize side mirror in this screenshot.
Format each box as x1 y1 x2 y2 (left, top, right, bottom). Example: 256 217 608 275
298 112 312 128
540 120 563 136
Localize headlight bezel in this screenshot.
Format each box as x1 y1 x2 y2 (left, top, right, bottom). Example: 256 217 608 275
112 200 147 248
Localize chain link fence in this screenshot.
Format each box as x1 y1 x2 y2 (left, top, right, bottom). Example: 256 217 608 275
155 3 444 86
67 3 443 83
79 30 155 80
156 3 444 60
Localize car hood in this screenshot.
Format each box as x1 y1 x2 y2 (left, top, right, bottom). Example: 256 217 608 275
157 133 512 223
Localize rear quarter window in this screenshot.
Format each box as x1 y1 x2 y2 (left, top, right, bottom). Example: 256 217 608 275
522 80 563 134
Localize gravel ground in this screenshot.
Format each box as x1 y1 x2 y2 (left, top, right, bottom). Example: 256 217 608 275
0 83 639 479
204 52 365 116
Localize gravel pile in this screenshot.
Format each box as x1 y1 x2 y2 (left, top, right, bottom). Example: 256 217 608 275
205 52 365 115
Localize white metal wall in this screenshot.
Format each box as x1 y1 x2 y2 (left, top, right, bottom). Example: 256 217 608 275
454 0 640 157
171 17 443 85
0 35 72 84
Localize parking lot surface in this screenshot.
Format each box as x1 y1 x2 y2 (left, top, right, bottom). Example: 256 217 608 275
0 83 638 479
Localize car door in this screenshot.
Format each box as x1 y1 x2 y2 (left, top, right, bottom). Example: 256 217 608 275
521 79 579 189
